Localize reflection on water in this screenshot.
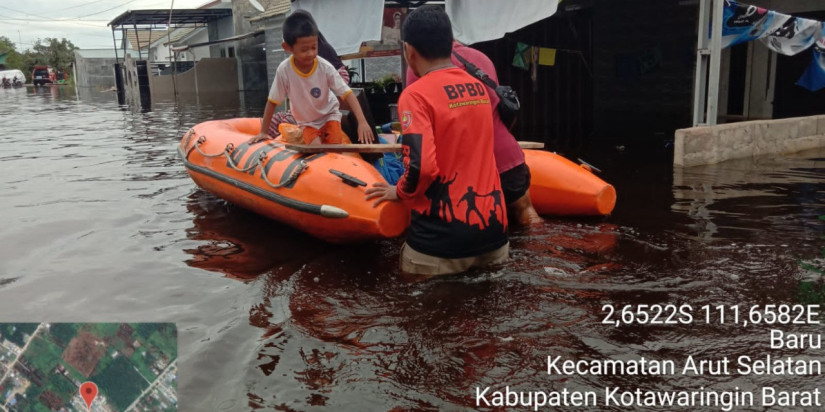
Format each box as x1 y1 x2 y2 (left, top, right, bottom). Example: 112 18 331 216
0 86 824 410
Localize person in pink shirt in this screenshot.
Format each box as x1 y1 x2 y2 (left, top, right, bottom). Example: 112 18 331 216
406 41 541 225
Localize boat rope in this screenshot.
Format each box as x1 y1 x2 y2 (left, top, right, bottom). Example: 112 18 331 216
259 159 308 189
223 144 261 173
188 136 231 159
182 129 195 149
185 134 310 188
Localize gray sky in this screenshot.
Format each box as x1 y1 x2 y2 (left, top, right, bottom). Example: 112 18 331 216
0 0 214 50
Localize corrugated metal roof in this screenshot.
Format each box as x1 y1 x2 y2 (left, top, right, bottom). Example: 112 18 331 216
249 0 291 22
126 30 169 50
163 27 202 45
109 8 231 27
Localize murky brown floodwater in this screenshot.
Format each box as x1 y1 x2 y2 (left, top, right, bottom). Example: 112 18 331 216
1 85 824 411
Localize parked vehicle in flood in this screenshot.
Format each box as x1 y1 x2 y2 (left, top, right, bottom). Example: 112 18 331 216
31 65 56 86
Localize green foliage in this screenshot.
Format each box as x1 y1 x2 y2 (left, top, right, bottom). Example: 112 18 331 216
23 383 43 407
0 36 24 71
796 215 825 305
132 323 162 340
92 356 148 411
797 280 825 305
49 375 77 402
26 337 62 374
344 65 359 82
33 401 52 412
13 37 78 79
48 323 79 347
89 323 121 339
0 323 37 347
58 358 86 382
147 325 177 360
129 348 158 381
0 36 78 79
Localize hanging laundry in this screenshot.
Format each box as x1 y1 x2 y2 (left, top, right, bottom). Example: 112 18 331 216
797 38 825 92
758 13 824 56
719 0 774 49
513 42 532 70
538 48 557 66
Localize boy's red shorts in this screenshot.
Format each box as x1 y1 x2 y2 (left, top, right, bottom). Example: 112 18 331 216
302 121 351 145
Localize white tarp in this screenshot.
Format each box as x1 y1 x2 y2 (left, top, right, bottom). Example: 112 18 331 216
290 0 559 54
292 0 385 55
0 69 25 82
446 0 559 45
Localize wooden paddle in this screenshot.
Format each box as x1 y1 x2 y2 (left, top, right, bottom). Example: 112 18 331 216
285 141 544 153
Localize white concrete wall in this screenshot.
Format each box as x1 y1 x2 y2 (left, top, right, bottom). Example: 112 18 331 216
150 57 238 100
189 30 211 61
674 115 825 166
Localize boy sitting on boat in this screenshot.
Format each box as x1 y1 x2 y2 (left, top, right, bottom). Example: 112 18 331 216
249 11 373 146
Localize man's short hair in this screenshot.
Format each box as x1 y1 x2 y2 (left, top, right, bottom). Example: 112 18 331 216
402 5 452 59
283 10 319 46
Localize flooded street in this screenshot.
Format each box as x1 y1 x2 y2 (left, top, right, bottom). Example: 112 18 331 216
1 86 824 411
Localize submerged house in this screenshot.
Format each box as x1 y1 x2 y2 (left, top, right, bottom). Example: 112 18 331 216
103 0 825 158
107 2 236 108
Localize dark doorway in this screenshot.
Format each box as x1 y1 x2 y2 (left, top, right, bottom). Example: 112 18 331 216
474 7 594 151
726 43 748 116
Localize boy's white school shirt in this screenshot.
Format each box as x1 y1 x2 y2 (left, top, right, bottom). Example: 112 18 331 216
267 56 352 130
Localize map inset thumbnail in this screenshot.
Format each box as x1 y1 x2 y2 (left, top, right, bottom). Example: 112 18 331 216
0 323 177 411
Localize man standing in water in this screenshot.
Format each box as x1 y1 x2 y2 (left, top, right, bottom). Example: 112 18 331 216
365 5 508 276
407 40 541 226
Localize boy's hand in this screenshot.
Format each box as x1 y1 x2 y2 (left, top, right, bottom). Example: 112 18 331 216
365 182 399 207
248 133 270 144
356 120 374 144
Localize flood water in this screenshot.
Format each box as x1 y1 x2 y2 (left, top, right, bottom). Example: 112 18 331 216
1 85 824 411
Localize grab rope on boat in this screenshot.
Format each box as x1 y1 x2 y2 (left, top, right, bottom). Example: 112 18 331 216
259 159 308 189
187 136 230 159
223 144 260 173
186 135 309 188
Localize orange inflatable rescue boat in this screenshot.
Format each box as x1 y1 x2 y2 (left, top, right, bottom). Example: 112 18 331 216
178 118 615 243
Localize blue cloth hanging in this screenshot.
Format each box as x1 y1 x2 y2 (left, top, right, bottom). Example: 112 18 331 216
797 43 825 92
371 135 405 185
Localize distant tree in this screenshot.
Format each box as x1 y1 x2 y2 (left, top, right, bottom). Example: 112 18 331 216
23 37 78 75
0 35 24 71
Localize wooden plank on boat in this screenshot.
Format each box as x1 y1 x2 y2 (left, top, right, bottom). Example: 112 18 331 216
285 143 402 153
518 141 545 149
285 141 544 153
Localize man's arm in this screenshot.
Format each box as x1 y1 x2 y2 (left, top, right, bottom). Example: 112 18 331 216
343 92 374 144
394 94 439 201
248 100 278 144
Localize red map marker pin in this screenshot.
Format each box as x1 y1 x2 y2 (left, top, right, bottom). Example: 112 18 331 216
80 382 98 411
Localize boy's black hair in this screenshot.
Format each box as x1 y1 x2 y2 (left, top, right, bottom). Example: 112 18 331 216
283 10 319 46
401 5 452 59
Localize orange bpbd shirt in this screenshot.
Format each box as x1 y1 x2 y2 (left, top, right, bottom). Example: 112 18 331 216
396 67 508 258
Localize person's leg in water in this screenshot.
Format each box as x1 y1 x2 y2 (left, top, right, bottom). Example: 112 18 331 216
500 163 542 226
507 189 542 226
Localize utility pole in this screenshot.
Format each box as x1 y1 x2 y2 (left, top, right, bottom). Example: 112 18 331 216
18 30 22 49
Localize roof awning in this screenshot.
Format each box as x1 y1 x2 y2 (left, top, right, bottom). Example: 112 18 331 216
289 0 557 55
108 9 232 29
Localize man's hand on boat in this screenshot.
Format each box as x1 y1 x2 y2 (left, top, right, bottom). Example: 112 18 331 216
248 132 271 145
365 182 399 207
